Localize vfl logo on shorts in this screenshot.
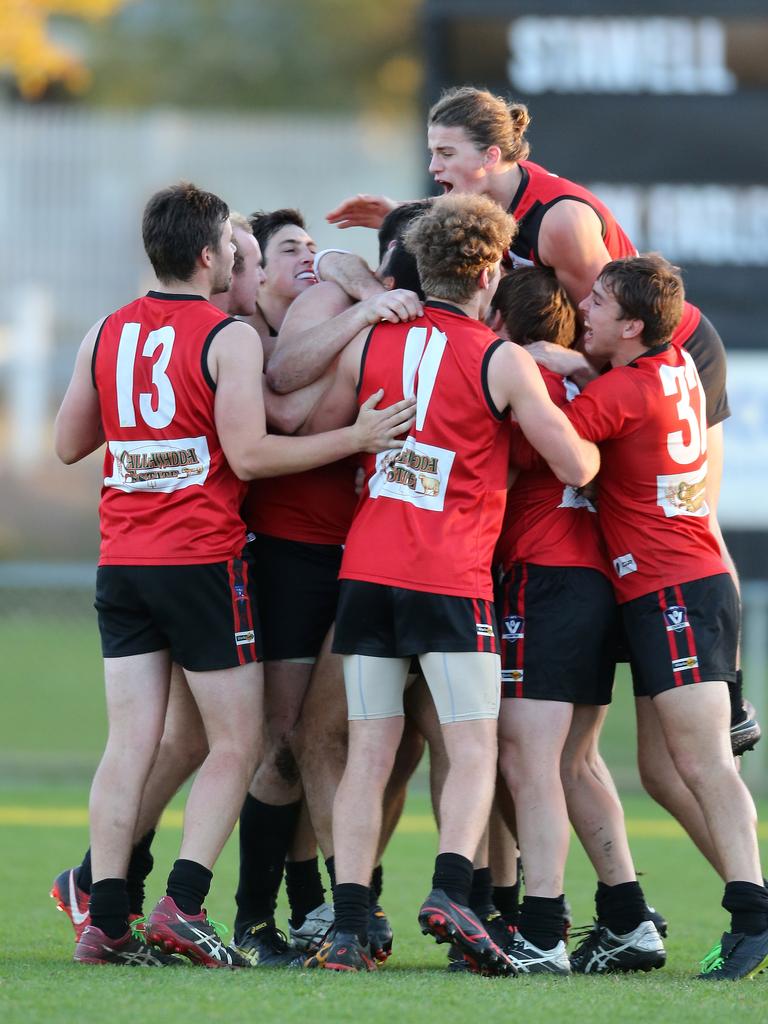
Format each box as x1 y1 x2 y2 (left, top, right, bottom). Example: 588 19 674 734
235 630 255 646
613 553 637 578
234 583 247 603
672 656 699 673
664 605 690 633
476 623 495 638
502 615 525 642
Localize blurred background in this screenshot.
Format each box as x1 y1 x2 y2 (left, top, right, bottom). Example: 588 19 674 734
1 0 767 790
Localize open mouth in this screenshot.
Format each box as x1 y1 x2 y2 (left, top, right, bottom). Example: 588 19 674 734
435 179 453 194
295 271 317 282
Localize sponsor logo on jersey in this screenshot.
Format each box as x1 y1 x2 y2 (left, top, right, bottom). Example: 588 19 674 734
656 463 709 519
105 436 210 493
502 615 525 641
663 605 690 632
234 630 255 646
369 437 455 512
476 622 495 638
613 553 637 577
502 668 524 683
672 655 699 672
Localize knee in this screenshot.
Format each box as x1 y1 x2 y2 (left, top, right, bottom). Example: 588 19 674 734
158 728 208 778
390 727 426 788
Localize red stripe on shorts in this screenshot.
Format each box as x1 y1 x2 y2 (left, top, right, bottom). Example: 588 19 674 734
227 559 246 666
658 587 682 686
674 584 701 683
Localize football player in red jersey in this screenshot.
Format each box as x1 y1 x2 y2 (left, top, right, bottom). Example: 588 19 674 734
533 255 767 980
53 183 416 968
301 194 598 974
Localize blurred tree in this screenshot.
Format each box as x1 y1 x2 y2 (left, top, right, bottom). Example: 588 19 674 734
0 0 129 99
83 0 423 113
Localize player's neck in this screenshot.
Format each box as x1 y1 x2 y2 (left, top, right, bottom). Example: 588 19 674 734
426 293 484 321
611 339 650 367
255 291 290 335
484 163 523 209
152 275 211 300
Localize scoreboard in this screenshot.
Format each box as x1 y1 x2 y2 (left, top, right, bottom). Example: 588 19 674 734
423 0 768 350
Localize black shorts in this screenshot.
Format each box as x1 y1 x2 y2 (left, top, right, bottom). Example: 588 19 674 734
249 533 342 661
495 563 618 704
95 553 261 671
333 580 498 657
622 573 739 699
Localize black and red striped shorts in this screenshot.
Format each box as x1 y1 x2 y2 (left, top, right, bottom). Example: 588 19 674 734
622 573 738 699
95 549 261 670
333 580 498 657
495 563 618 703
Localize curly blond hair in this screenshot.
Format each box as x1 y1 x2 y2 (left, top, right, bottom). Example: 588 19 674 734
403 194 517 304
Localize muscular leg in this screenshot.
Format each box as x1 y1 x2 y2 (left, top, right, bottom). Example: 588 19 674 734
378 713 426 859
178 661 262 869
635 695 722 876
89 651 172 883
653 681 761 885
404 674 447 826
498 698 573 896
561 704 637 886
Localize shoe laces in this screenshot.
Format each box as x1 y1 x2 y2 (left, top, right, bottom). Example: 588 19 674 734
129 917 147 940
699 940 724 974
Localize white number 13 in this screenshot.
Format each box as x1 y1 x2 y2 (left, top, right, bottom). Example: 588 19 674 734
658 350 707 466
116 323 176 428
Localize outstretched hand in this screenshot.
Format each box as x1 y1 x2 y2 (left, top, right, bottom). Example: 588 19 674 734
363 288 423 325
353 389 416 453
326 194 398 230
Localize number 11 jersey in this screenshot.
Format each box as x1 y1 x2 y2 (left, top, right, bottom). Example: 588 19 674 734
93 292 247 566
564 343 726 602
340 301 512 601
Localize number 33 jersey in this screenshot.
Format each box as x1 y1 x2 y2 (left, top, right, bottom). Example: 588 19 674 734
340 301 512 601
565 343 726 602
93 292 247 566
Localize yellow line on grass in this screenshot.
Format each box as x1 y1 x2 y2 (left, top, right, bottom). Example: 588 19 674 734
2 806 768 839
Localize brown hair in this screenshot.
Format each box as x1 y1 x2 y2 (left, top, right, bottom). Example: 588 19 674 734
229 212 253 275
248 208 306 265
403 194 517 304
599 254 685 347
491 268 576 348
142 182 229 284
428 86 531 163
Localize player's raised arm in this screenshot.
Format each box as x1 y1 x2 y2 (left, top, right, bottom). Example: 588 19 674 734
488 340 599 487
210 320 414 479
325 194 400 230
54 317 107 464
538 200 614 306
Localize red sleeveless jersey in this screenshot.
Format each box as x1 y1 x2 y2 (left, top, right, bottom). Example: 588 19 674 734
506 160 636 269
241 458 358 545
93 291 247 565
564 344 726 602
340 302 511 600
497 368 609 576
507 159 701 348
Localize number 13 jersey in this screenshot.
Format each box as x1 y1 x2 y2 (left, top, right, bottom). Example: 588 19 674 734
93 292 247 566
564 343 726 602
340 301 511 600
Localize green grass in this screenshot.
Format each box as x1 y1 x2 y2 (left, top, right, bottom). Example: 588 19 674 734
2 786 768 1023
3 606 768 1020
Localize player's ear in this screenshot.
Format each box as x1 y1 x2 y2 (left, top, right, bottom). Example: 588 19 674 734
622 317 644 340
483 146 502 170
478 266 491 290
200 245 214 269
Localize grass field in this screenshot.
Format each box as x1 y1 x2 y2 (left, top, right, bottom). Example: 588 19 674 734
3 607 768 1021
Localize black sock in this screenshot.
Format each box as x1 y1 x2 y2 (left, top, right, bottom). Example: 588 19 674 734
89 877 130 939
370 863 384 905
493 857 522 927
76 849 93 895
334 882 370 944
166 858 212 917
469 867 494 916
325 855 336 894
126 830 155 916
432 853 473 905
728 670 745 727
723 880 768 935
286 858 326 928
518 894 566 951
596 880 647 935
234 796 301 933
